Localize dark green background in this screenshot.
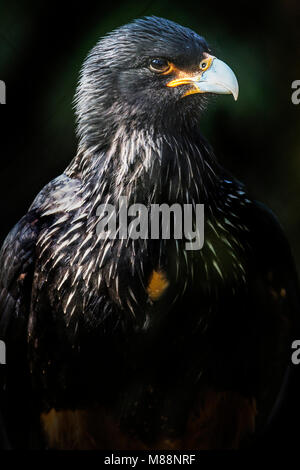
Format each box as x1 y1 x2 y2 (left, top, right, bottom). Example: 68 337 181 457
0 0 299 448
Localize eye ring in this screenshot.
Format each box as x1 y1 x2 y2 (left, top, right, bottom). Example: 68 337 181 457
200 59 209 71
200 56 214 72
149 58 170 73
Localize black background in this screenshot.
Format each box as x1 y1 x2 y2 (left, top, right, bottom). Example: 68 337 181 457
0 0 299 449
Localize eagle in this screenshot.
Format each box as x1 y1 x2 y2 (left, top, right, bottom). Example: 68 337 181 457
0 16 299 450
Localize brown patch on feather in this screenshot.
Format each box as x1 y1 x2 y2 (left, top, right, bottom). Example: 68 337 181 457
280 288 286 298
41 388 256 450
41 408 147 450
183 388 257 449
147 270 169 301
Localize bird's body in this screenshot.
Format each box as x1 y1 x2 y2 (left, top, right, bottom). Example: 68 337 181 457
0 17 299 449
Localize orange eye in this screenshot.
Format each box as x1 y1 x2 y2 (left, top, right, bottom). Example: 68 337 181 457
200 59 210 71
149 58 170 73
199 56 214 72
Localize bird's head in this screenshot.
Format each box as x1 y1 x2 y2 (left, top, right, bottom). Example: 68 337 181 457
75 16 239 149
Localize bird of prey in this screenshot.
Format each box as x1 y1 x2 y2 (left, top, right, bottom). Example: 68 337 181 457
0 16 299 450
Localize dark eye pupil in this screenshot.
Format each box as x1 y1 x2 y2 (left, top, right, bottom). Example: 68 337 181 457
150 58 168 71
152 59 165 67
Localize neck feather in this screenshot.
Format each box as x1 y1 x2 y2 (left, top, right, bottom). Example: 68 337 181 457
66 125 221 207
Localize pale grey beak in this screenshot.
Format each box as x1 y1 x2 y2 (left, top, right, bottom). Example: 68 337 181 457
194 57 239 101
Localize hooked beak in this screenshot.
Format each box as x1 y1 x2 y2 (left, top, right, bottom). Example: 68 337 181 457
167 55 239 101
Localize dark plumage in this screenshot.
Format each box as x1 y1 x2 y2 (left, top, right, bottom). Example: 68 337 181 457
0 16 299 449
